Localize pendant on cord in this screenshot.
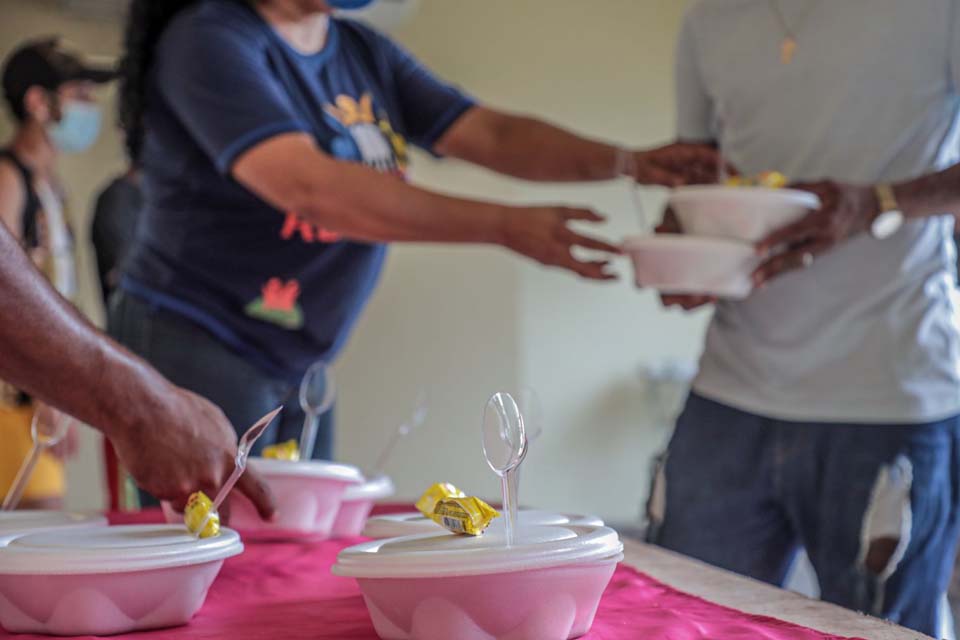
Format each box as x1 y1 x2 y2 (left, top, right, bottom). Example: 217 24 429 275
781 37 797 64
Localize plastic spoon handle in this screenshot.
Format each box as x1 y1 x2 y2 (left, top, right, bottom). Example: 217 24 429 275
2 444 41 511
502 468 522 547
370 427 404 478
194 407 281 537
298 411 320 461
208 465 243 516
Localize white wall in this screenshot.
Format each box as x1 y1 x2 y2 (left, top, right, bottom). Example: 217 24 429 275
0 0 710 522
335 0 711 523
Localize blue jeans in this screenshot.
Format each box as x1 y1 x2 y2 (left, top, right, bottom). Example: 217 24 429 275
108 291 334 505
648 393 960 637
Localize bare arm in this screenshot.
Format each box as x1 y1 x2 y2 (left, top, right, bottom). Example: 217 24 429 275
233 133 620 279
435 107 620 182
0 223 273 515
435 107 722 185
0 161 25 240
754 163 960 285
892 162 960 220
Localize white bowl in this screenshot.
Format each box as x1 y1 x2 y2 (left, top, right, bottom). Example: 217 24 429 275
333 524 623 640
331 475 396 538
623 234 760 299
362 509 604 539
0 524 242 636
228 458 363 540
669 186 821 242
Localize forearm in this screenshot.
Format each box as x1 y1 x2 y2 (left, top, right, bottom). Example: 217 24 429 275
0 224 170 439
236 138 509 244
892 162 960 219
436 108 618 183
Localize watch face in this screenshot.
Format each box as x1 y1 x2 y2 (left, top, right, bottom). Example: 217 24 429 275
872 210 904 239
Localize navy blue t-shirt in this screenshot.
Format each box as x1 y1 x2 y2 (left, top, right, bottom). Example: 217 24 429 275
123 0 474 381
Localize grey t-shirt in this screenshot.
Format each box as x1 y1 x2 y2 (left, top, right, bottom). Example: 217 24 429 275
678 0 960 423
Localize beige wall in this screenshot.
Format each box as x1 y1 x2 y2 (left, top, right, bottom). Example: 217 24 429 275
0 0 709 522
338 0 710 522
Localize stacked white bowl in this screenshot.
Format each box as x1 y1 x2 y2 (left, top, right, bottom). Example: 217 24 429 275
624 186 821 299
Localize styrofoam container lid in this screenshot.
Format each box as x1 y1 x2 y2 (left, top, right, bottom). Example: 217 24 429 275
334 524 623 579
0 524 243 575
362 510 603 539
343 475 395 502
0 511 107 546
250 457 364 483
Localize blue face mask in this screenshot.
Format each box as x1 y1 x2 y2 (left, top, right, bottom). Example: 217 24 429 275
47 101 102 154
327 0 376 9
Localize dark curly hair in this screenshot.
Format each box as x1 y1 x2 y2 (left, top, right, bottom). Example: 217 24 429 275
118 0 201 162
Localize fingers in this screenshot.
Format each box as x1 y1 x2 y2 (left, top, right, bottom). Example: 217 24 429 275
660 293 717 310
656 208 682 234
558 256 618 281
756 215 820 254
561 208 605 223
641 165 684 188
170 496 190 513
235 466 276 521
752 240 830 288
564 229 623 255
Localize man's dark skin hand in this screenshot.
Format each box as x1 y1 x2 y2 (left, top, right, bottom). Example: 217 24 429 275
0 222 274 517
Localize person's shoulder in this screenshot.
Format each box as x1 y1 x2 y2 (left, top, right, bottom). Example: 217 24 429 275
0 158 23 194
164 0 268 47
333 17 394 51
0 159 26 229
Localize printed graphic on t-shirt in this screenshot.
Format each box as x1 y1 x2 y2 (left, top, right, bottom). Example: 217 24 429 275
250 92 407 330
244 278 304 330
324 93 408 174
280 212 342 244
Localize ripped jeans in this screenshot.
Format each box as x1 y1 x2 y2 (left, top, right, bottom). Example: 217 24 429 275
647 393 960 637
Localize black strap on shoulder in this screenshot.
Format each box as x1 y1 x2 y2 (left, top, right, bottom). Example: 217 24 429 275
0 149 40 248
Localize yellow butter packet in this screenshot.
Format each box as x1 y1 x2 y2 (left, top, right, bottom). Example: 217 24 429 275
263 439 300 461
725 171 788 189
757 171 788 189
184 491 220 538
431 496 500 536
415 482 465 518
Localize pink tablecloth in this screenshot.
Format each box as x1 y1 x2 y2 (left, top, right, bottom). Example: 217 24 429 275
0 509 864 640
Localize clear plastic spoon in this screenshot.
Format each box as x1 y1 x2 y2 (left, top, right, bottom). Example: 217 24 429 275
620 151 651 232
2 409 73 511
369 391 428 478
482 392 527 546
516 387 543 444
298 361 336 461
193 406 282 537
512 387 543 494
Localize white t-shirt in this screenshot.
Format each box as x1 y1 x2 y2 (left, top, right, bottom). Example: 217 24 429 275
34 181 76 300
677 0 960 423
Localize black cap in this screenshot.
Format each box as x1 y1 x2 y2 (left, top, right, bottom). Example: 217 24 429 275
2 37 116 118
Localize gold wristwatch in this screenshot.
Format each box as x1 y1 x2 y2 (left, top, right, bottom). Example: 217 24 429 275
871 184 905 240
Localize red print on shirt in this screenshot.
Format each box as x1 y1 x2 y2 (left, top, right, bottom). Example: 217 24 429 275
261 278 300 312
280 212 342 244
244 277 305 330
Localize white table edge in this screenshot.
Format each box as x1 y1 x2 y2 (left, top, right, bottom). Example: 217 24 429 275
621 539 932 640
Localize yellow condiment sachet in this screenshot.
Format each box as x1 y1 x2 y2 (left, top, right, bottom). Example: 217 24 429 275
184 491 220 538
